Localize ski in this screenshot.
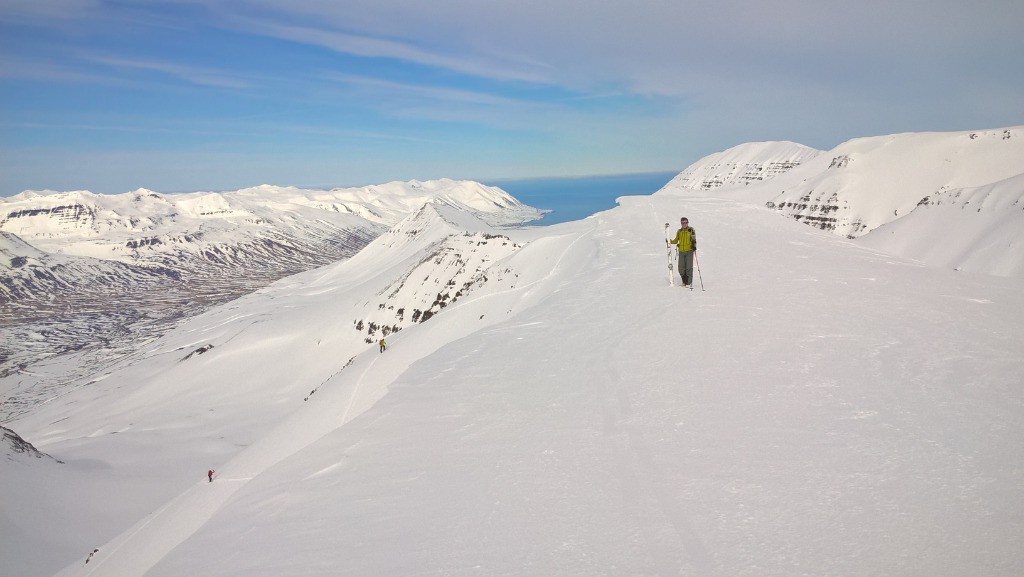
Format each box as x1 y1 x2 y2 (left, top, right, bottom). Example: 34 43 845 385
664 223 675 286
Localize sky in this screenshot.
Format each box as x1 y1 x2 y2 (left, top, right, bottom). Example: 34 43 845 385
1 0 1022 196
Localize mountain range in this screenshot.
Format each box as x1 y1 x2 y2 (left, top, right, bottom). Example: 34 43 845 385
1 179 541 308
0 180 542 412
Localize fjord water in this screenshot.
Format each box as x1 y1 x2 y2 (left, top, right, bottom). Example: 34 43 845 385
486 171 677 224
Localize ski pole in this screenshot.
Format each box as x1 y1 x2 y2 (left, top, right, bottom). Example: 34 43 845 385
695 251 705 291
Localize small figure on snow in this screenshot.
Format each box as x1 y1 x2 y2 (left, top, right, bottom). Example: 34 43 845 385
668 217 697 287
379 338 387 353
208 469 215 483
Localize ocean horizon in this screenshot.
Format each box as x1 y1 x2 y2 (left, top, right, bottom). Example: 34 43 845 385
484 171 678 225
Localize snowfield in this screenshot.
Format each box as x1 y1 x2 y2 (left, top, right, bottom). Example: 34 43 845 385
4 181 1023 576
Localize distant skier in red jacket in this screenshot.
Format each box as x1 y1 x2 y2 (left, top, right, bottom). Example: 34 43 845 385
208 469 214 483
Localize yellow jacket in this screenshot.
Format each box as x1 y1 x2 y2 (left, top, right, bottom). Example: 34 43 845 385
670 227 697 252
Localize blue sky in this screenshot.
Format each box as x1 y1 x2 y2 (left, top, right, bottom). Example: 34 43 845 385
1 0 1022 196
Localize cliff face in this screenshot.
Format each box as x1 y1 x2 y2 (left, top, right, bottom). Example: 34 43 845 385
759 128 1024 239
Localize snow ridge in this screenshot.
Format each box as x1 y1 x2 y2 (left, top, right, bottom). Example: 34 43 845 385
659 141 822 192
660 126 1024 277
759 128 1024 239
2 425 61 462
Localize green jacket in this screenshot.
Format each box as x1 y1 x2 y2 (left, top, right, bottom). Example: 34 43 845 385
670 227 696 252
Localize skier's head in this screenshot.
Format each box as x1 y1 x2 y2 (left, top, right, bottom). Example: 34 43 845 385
680 217 689 226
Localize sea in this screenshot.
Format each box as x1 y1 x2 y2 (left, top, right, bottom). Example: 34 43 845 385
484 171 678 225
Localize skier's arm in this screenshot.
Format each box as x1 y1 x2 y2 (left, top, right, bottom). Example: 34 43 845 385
691 229 697 251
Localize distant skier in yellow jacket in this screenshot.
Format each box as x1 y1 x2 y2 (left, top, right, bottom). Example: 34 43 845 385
668 217 697 287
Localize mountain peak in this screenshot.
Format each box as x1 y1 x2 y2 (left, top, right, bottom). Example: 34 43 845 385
658 141 822 193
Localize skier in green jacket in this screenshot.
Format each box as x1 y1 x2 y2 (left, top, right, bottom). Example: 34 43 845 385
668 217 697 287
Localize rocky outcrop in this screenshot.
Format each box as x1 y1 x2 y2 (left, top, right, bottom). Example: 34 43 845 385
2 425 62 463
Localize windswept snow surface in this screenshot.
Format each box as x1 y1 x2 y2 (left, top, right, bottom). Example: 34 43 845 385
858 172 1024 277
5 191 1024 576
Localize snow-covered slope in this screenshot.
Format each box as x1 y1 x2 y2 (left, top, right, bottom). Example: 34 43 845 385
660 126 1024 277
858 172 1024 276
660 140 822 191
4 187 1023 577
1 231 178 305
762 128 1023 238
1 180 542 420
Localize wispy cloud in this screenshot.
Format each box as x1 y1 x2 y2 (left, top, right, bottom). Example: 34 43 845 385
0 119 253 137
0 0 100 23
85 55 253 89
322 73 533 108
0 54 126 85
0 51 253 91
231 17 553 85
218 0 1024 100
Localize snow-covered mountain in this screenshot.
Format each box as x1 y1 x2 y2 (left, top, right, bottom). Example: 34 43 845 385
1 180 543 412
659 126 1024 277
1 231 179 305
3 157 1023 577
660 140 822 191
1 179 541 306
